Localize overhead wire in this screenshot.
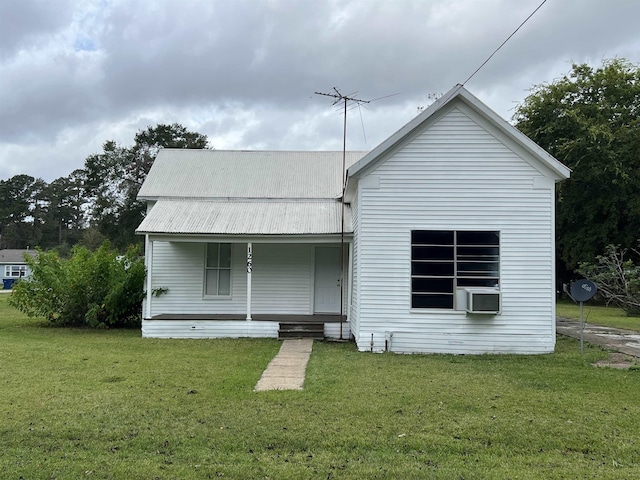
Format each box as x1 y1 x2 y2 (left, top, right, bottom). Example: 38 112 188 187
461 0 549 86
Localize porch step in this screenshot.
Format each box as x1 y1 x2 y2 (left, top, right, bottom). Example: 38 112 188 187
278 322 324 340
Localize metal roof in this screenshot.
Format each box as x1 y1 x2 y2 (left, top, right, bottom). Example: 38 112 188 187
136 200 352 235
138 150 367 200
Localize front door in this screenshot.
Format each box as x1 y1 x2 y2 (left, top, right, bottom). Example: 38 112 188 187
314 247 341 314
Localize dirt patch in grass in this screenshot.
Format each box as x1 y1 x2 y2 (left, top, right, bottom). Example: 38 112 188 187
592 352 638 370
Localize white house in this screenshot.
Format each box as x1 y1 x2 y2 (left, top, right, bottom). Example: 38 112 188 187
136 85 570 354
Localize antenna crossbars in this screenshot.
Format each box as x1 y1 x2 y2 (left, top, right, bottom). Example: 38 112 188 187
314 88 371 107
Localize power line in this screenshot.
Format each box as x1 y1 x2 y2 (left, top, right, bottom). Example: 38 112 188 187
462 0 549 86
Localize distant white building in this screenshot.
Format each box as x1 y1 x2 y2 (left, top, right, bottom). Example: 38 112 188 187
136 85 570 354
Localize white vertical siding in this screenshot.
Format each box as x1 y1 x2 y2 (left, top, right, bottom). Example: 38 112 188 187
353 105 557 354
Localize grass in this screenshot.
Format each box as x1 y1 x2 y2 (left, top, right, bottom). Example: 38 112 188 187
2 295 640 479
557 300 640 332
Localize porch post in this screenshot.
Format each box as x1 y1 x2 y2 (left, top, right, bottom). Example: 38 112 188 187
145 235 153 319
246 242 252 321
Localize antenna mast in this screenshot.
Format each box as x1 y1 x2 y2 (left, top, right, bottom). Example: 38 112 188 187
314 88 370 340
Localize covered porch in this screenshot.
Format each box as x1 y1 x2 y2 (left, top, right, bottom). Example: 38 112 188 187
137 196 353 340
141 236 352 340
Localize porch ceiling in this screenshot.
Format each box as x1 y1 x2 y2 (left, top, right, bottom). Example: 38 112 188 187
136 199 352 235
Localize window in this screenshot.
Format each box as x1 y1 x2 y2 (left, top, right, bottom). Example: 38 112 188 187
411 230 499 309
205 243 231 296
5 265 26 278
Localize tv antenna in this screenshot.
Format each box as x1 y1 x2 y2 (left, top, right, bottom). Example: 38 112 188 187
315 88 371 177
314 88 371 340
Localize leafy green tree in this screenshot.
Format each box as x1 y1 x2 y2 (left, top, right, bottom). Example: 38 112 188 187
77 226 106 251
26 178 47 247
40 170 87 249
84 123 209 248
514 59 640 272
10 242 145 328
0 174 39 248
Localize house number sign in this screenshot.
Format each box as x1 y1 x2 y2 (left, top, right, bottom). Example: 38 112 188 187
247 246 253 273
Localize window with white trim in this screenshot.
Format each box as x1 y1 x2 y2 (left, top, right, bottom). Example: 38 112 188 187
411 230 499 309
205 243 231 296
5 265 27 278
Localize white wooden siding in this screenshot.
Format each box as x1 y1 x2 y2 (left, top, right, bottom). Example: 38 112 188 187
353 105 557 354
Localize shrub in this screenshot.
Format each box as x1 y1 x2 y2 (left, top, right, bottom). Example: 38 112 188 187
9 243 145 328
577 244 640 316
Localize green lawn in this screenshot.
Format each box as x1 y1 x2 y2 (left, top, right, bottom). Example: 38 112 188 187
2 295 640 479
557 300 640 332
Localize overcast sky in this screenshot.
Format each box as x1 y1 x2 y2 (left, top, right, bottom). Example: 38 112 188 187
1 0 639 182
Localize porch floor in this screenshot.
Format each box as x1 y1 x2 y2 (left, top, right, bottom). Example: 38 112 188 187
149 313 346 323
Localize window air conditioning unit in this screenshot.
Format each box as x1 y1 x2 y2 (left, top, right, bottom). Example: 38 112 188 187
466 288 501 314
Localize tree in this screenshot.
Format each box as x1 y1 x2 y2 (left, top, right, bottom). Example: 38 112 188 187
514 59 640 272
10 243 145 328
39 171 87 249
0 174 38 248
83 123 209 248
577 244 640 316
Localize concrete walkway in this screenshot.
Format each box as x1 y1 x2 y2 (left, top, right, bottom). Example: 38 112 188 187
557 317 640 358
254 338 314 391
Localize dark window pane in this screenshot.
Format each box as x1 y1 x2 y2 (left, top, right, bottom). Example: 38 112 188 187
412 230 453 245
457 246 499 258
458 278 499 288
206 243 220 268
412 277 453 293
457 231 499 245
412 261 454 276
412 245 454 261
219 243 231 268
457 261 497 272
412 294 454 309
457 262 499 276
